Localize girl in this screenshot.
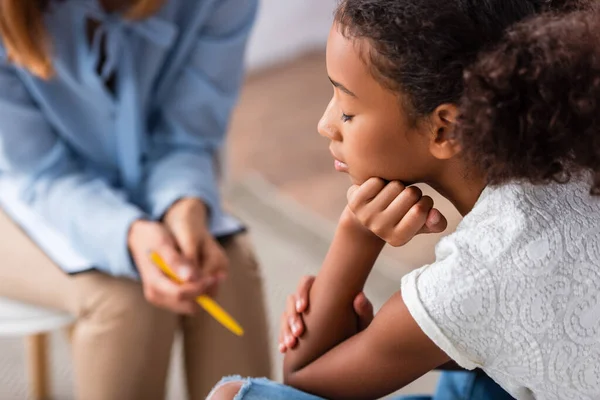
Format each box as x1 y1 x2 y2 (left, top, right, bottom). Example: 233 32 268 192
0 0 270 399
210 1 600 400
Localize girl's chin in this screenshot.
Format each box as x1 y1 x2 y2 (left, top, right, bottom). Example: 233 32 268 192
349 174 411 187
349 175 366 186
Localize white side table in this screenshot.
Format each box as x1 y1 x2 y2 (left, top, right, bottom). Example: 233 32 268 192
0 297 75 400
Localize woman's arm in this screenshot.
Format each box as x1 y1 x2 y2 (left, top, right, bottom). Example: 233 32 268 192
283 208 385 375
286 292 450 400
143 0 258 222
0 62 145 278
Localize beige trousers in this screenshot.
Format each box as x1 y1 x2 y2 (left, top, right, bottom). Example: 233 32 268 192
0 210 272 399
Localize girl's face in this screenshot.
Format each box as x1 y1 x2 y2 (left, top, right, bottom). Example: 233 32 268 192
319 25 441 186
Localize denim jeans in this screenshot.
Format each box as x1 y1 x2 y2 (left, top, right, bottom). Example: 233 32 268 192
210 371 514 400
398 371 515 400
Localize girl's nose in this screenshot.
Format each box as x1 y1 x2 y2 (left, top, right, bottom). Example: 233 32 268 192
318 99 342 141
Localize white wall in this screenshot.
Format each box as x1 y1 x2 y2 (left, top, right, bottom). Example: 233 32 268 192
245 0 337 71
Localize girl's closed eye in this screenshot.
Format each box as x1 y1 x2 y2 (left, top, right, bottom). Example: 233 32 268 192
341 112 354 122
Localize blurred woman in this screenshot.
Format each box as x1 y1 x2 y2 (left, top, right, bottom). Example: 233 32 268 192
0 0 270 398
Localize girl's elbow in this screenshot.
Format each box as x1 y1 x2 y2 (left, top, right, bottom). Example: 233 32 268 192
282 370 297 387
282 362 298 386
282 358 306 388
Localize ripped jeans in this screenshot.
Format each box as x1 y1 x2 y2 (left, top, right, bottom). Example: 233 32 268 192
208 370 515 400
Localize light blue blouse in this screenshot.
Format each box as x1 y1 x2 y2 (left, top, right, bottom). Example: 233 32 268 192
0 0 257 278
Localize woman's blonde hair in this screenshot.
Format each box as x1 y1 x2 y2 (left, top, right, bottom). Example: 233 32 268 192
0 0 165 79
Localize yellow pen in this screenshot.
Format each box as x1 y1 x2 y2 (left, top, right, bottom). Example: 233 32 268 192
149 251 244 337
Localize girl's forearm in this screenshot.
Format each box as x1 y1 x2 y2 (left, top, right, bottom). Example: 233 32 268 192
437 361 466 371
283 209 385 380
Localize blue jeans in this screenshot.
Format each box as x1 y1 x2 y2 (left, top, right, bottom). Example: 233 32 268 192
400 370 515 400
210 371 514 400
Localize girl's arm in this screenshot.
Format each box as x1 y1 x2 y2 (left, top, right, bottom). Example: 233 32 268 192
283 207 385 376
286 292 450 400
283 207 450 399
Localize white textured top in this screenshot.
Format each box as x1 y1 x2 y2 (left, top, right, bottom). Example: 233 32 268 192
402 178 600 400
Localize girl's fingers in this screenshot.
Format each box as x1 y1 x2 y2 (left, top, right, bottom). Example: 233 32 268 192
364 181 405 214
390 195 433 247
353 292 374 331
346 179 448 247
347 178 386 211
289 315 304 338
285 333 297 349
295 275 315 312
385 186 424 223
420 208 448 234
283 296 301 346
367 186 423 237
279 313 295 352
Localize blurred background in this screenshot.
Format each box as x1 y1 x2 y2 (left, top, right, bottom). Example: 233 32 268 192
1 1 463 398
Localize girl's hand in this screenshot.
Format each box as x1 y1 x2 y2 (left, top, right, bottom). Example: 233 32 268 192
347 178 448 247
278 275 375 353
128 219 213 314
163 198 229 295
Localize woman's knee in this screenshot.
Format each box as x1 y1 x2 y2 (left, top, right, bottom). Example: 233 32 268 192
222 234 261 278
74 272 175 330
208 381 245 400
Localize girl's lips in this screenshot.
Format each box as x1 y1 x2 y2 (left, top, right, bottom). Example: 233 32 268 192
334 159 349 172
329 147 348 172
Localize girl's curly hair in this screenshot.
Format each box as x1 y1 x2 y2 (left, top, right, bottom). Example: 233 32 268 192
334 0 591 116
459 10 600 194
335 0 598 193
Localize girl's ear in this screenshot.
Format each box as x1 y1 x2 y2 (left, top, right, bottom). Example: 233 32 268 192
428 103 461 160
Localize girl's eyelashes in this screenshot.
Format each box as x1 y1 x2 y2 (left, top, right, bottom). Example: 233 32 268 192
341 112 354 122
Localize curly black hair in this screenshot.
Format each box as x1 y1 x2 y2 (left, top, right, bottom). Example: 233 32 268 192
334 0 597 192
459 10 600 194
335 0 589 115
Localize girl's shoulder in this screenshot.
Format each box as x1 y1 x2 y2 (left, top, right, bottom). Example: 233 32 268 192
463 177 599 236
440 177 600 268
403 177 600 381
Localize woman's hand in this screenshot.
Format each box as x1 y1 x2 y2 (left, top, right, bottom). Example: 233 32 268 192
278 275 375 353
128 219 213 314
163 198 229 294
347 178 448 247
